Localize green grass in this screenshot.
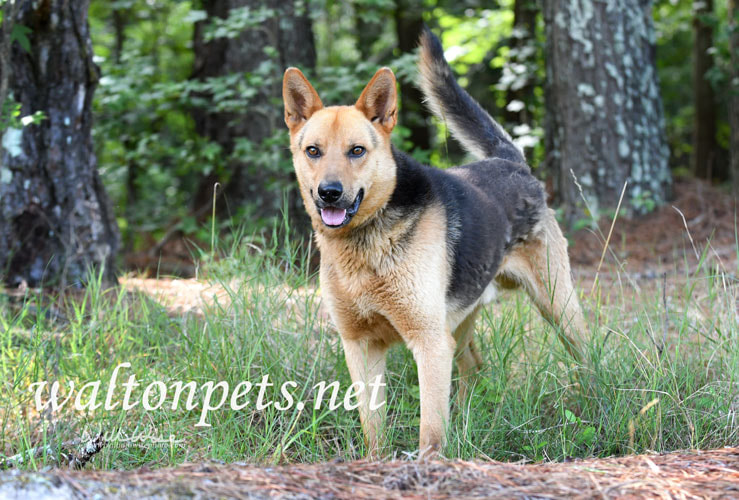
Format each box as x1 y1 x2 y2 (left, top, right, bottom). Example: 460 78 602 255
0 226 737 470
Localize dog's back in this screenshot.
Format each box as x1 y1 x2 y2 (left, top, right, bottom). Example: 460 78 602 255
388 29 548 310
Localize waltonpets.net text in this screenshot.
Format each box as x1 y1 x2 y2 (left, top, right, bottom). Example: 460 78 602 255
29 363 385 426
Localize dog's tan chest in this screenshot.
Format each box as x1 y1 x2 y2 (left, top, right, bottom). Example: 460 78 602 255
320 261 402 343
318 204 450 346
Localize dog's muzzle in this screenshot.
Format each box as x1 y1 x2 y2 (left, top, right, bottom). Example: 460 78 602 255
315 188 364 228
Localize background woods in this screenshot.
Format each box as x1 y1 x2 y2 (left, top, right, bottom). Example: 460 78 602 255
0 0 737 284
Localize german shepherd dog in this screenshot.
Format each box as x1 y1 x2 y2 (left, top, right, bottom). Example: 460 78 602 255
282 29 586 459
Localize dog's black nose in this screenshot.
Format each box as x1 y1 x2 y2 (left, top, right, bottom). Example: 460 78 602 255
318 181 343 203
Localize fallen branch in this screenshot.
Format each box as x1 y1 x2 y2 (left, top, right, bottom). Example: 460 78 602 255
0 432 106 470
67 432 107 470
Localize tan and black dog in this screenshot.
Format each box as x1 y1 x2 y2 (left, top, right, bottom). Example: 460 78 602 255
282 29 586 459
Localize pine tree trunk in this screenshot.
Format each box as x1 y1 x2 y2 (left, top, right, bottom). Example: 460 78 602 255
191 0 316 235
0 0 119 287
729 0 739 196
692 0 718 180
395 0 431 152
504 0 538 127
543 0 671 226
355 7 383 61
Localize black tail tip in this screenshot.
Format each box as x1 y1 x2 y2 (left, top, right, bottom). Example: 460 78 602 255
419 26 445 60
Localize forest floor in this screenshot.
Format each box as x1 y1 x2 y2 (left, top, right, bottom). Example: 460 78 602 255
1 178 737 499
569 178 737 275
1 447 738 499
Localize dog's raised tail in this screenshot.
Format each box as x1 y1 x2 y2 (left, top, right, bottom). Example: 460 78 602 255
418 28 524 163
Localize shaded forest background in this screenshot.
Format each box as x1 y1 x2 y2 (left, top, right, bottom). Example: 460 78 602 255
0 0 737 285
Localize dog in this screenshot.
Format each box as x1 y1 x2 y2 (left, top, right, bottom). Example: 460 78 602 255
282 28 586 459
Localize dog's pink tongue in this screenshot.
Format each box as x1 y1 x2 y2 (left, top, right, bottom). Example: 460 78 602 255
321 207 346 226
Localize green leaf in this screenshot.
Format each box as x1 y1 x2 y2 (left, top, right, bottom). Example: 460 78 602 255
577 426 596 446
564 409 578 423
10 23 32 54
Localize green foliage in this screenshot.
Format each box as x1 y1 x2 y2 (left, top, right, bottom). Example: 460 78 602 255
2 0 737 473
654 0 695 168
629 189 657 214
90 0 205 246
654 0 733 168
9 23 31 53
83 0 736 255
706 0 738 152
203 6 276 42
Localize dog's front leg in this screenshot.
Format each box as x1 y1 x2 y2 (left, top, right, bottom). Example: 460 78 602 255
341 336 388 457
406 325 455 460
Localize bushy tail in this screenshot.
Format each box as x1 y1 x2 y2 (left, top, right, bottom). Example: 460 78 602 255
418 28 525 163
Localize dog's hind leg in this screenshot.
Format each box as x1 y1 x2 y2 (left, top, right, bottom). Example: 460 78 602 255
453 307 483 406
497 209 587 362
341 336 389 457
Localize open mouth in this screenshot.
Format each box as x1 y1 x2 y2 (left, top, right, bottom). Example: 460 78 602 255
319 189 364 228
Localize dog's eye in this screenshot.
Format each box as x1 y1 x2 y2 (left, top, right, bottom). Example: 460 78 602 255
349 146 365 157
305 146 321 158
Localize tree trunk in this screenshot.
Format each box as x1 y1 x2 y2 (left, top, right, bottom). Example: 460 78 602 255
394 0 431 153
729 0 739 197
504 0 538 127
355 7 383 61
111 4 129 65
543 0 671 226
692 0 718 180
191 0 315 235
0 0 119 287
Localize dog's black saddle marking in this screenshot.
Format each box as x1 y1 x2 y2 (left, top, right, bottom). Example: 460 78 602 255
389 147 545 309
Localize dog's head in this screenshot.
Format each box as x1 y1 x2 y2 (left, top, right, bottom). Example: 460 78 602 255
282 67 398 232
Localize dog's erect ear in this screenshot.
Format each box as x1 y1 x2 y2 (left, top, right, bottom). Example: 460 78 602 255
355 67 397 134
283 68 323 133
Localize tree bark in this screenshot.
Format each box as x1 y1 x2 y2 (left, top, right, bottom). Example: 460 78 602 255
394 0 431 152
112 4 128 65
504 0 538 127
729 0 739 197
0 1 23 117
0 0 119 287
191 0 315 235
543 0 671 226
355 6 383 61
691 0 718 180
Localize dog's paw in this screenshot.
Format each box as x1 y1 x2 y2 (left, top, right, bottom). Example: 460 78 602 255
417 443 442 462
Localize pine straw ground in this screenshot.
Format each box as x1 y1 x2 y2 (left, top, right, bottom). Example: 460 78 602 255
0 448 737 499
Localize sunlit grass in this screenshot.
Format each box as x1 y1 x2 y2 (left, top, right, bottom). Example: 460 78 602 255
0 223 737 470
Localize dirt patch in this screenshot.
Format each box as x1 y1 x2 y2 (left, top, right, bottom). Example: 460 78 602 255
119 276 236 315
1 448 737 499
571 178 737 273
119 277 330 325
